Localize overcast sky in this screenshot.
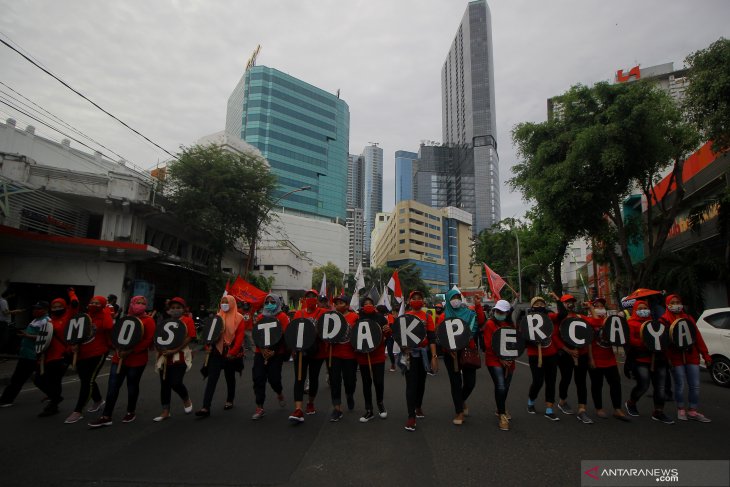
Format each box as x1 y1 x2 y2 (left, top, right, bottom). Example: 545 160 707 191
1 0 728 219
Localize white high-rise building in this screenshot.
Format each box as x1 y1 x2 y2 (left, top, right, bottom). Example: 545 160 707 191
362 144 383 261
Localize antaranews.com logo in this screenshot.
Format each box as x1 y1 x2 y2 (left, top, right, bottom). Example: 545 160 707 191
584 465 679 483
581 460 729 487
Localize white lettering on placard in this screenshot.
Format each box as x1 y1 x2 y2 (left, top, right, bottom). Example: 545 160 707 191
117 320 136 346
500 329 518 357
67 317 84 341
569 321 587 346
400 318 421 345
321 314 343 340
357 321 374 351
645 322 666 350
296 322 305 349
207 318 219 342
444 319 464 350
158 322 176 346
676 322 693 347
258 321 277 347
607 317 627 344
526 314 548 341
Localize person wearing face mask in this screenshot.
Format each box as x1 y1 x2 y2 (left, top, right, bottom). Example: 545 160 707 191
251 294 290 420
89 296 155 427
288 290 325 422
525 296 561 421
0 301 49 407
660 294 712 422
624 300 673 424
238 301 256 353
441 289 485 427
585 298 629 422
483 299 516 431
402 290 438 432
326 294 358 422
355 297 391 423
195 295 245 418
64 295 114 424
153 297 195 422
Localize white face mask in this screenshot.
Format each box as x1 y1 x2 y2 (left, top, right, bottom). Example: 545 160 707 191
168 309 184 319
636 309 650 319
668 304 683 314
594 308 607 317
220 303 230 312
450 299 462 309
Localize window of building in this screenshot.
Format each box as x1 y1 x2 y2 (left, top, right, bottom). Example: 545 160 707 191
264 265 274 271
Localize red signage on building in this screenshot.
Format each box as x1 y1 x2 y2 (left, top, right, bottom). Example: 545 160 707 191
616 66 641 83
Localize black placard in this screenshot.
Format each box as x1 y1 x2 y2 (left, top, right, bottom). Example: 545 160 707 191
34 320 54 354
154 319 187 350
491 327 526 359
285 318 318 351
64 313 94 344
669 318 696 350
201 315 224 345
350 319 383 353
640 320 669 351
392 315 426 348
111 316 143 350
601 315 629 346
436 317 472 351
317 311 350 344
253 317 283 349
559 317 594 349
519 311 553 346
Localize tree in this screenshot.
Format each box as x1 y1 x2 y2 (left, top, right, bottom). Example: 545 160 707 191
166 144 277 272
248 274 275 293
684 38 730 153
311 262 344 295
358 265 430 302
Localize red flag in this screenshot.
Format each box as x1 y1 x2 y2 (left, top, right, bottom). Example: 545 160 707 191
386 270 403 303
483 263 506 301
228 276 268 309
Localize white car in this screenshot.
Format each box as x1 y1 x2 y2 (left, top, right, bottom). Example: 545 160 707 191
696 308 730 387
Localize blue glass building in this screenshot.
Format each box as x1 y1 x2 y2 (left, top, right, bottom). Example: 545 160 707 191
395 150 417 204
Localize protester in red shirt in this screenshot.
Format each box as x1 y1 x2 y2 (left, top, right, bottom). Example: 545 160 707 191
153 297 195 422
585 298 629 422
89 295 155 427
483 299 516 431
355 297 391 423
64 295 113 424
251 294 289 420
660 294 712 422
238 300 256 353
525 296 561 421
327 294 358 423
403 290 437 432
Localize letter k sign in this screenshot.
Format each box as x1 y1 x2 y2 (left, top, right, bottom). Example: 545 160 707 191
584 466 600 480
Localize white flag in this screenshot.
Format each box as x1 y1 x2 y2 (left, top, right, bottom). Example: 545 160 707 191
377 287 392 311
350 262 365 310
319 273 327 298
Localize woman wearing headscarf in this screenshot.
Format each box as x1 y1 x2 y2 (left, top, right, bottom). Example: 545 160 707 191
89 295 155 427
195 295 245 418
440 288 484 426
64 295 113 424
251 293 290 420
660 294 711 422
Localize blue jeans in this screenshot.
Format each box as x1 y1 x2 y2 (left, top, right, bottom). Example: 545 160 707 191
488 366 513 415
630 362 666 409
671 364 700 409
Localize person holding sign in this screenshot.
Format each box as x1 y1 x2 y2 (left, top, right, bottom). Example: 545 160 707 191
288 289 325 422
483 299 516 431
64 295 114 424
402 291 438 432
89 296 155 427
0 301 48 407
195 295 245 418
326 295 358 422
439 289 485 427
585 298 629 422
660 294 712 422
624 300 673 424
355 297 390 423
251 294 289 420
524 296 561 421
153 297 195 422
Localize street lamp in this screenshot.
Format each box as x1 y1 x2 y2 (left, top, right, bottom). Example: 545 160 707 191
245 185 311 274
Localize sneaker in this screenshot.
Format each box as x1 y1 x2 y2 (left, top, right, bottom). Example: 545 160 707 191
251 407 265 420
329 409 343 422
677 408 687 421
0 402 13 408
389 366 396 372
346 395 355 411
613 412 631 422
427 371 436 377
577 411 594 424
688 411 711 423
544 411 560 421
88 416 113 428
183 401 193 414
452 415 464 425
377 403 388 419
360 410 374 423
624 401 639 417
305 402 316 415
596 410 609 419
121 413 136 423
277 394 286 408
86 400 105 413
288 408 305 423
651 411 675 425
499 414 510 431
404 418 416 431
557 402 574 415
415 408 425 419
527 404 537 414
64 412 84 424
494 410 512 420
194 408 210 418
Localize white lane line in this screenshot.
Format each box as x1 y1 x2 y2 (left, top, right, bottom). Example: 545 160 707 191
19 372 110 394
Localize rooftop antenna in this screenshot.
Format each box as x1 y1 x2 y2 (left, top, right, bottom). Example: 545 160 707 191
245 44 261 71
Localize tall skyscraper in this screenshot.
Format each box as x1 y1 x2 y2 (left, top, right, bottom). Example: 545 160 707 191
347 154 364 209
226 65 350 221
362 144 383 260
395 150 418 204
440 0 500 233
346 153 365 272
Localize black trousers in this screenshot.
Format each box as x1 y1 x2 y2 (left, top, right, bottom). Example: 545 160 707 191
293 354 324 402
442 352 477 414
558 351 589 404
630 361 666 409
203 348 237 409
328 357 357 407
359 361 385 410
160 362 189 409
528 354 558 404
0 358 37 404
386 337 396 366
404 356 427 419
252 353 284 407
73 354 106 412
589 365 622 410
33 359 68 406
103 362 146 416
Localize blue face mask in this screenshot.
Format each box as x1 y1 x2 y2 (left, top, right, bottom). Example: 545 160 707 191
264 303 277 313
494 312 507 321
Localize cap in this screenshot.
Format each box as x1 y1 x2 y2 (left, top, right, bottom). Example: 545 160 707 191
530 296 546 307
560 294 576 303
592 297 607 306
494 300 511 312
169 296 187 308
333 294 350 304
32 300 50 309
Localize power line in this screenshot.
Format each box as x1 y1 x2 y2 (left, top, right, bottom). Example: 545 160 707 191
0 36 175 158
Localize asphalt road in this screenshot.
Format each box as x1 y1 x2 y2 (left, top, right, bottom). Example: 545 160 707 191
1 352 728 487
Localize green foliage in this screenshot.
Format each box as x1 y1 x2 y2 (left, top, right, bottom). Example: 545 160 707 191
684 38 730 153
248 273 275 293
312 262 344 294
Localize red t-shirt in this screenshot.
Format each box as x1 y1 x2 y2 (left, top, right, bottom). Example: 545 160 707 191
355 311 391 366
165 314 196 365
525 311 559 357
112 315 155 367
404 309 435 348
586 316 617 368
660 311 710 366
44 316 69 363
78 309 113 360
552 312 590 356
483 318 518 367
331 311 357 360
254 311 290 355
